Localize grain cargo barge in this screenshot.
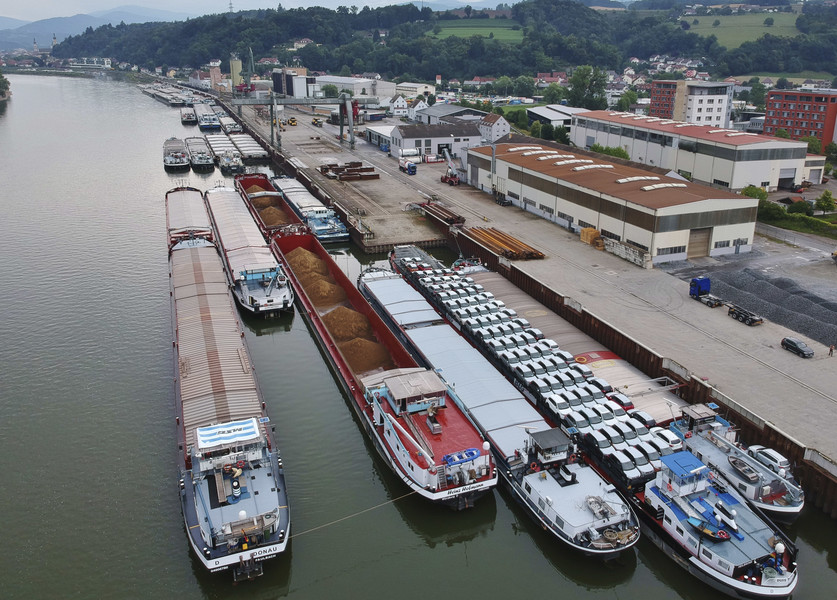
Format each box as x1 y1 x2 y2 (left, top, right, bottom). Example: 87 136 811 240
234 173 307 240
271 233 497 509
166 186 290 581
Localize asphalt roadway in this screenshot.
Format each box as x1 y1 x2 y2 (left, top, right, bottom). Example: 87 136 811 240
246 105 837 466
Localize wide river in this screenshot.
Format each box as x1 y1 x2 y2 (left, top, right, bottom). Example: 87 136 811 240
1 75 834 599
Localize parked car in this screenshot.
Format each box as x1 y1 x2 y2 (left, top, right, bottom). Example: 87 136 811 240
747 445 792 475
781 337 814 358
650 426 684 452
607 392 634 411
627 409 656 429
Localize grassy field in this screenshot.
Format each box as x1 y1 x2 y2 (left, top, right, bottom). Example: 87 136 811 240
426 19 524 42
688 13 799 49
734 72 835 83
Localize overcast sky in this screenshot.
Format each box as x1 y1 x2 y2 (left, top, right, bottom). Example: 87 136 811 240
3 1 480 23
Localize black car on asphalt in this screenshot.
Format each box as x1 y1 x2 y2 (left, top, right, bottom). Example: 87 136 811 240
781 337 814 358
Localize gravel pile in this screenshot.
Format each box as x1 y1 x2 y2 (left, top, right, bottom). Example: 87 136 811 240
709 268 837 346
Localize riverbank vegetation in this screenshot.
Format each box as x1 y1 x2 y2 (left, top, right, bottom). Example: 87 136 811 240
50 0 837 82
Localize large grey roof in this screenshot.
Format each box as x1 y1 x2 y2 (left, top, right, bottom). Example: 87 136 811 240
395 123 481 139
416 104 483 118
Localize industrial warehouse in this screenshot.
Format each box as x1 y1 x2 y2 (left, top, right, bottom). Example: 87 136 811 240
570 111 820 192
465 143 758 265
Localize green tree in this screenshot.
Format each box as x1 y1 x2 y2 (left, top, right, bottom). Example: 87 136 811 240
339 64 351 76
464 5 472 18
764 17 774 27
541 123 554 140
543 82 564 104
775 128 791 139
427 93 436 106
799 135 822 155
567 65 607 110
788 201 813 216
590 143 630 160
554 126 570 145
741 184 767 202
513 75 534 98
815 190 836 212
322 84 338 98
749 82 766 109
615 90 638 112
494 75 513 96
713 19 721 27
825 142 837 161
757 198 786 221
515 110 529 128
529 120 542 137
776 77 791 89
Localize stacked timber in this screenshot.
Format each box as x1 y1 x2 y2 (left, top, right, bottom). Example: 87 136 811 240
318 162 379 181
580 227 605 250
465 227 545 260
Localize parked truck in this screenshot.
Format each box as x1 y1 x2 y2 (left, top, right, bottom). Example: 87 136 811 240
398 157 417 175
688 277 724 307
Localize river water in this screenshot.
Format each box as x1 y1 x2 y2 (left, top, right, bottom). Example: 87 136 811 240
1 75 834 599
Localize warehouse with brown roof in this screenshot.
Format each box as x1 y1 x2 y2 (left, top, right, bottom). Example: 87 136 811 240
465 143 757 266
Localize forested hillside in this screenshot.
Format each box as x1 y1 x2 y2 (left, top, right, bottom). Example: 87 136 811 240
51 0 837 79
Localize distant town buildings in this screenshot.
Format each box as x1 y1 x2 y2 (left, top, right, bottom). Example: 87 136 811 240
650 80 734 128
763 88 837 145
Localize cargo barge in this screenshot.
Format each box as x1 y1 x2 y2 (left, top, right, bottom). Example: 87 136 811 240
166 186 290 581
271 177 350 244
234 173 307 240
204 186 294 316
357 266 640 557
384 245 799 595
271 234 497 510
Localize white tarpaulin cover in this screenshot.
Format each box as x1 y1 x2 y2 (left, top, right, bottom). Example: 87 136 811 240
196 417 261 449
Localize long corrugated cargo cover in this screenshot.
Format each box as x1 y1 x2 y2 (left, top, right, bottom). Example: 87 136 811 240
363 277 442 327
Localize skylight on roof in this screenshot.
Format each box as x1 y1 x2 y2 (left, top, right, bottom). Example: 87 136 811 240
573 164 614 171
522 150 559 156
616 176 660 184
538 154 574 160
641 183 688 191
509 146 543 152
725 132 757 137
553 159 593 166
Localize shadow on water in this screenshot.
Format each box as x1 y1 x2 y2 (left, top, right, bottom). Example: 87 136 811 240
495 483 636 589
240 308 295 336
188 538 293 599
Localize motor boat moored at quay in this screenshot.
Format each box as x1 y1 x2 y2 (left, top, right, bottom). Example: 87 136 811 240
185 136 215 171
204 186 294 316
163 137 190 171
670 403 804 522
271 233 497 510
357 266 640 557
271 177 350 244
166 186 290 581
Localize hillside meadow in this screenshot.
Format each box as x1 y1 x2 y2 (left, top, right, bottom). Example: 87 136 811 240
426 19 525 42
688 13 799 49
